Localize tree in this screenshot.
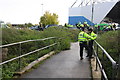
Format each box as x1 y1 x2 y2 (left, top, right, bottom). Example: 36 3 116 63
40 11 59 27
6 22 12 28
25 23 33 27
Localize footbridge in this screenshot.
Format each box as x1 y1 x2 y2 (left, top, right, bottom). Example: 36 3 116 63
0 37 120 79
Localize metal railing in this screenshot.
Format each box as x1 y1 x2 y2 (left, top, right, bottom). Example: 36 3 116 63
93 40 119 80
0 37 57 72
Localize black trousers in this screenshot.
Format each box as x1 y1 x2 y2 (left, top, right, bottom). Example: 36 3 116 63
88 40 94 57
79 42 88 58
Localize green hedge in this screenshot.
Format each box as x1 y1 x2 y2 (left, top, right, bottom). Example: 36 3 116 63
2 27 79 78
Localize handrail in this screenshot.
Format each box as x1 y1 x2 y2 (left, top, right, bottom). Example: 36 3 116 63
0 43 57 65
94 40 116 65
0 37 57 66
94 40 118 79
93 46 108 79
0 37 55 48
1 37 59 78
96 56 108 79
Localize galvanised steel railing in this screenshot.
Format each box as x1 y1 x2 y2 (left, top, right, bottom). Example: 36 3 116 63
0 37 57 73
93 40 119 80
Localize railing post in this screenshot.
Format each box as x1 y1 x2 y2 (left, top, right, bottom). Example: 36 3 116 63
19 43 21 71
101 72 104 80
48 39 50 51
117 55 120 79
54 38 57 51
95 45 98 71
102 51 105 69
112 62 117 80
35 41 39 60
101 51 105 79
0 46 2 79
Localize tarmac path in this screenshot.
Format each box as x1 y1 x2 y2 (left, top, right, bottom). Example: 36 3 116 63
21 42 91 78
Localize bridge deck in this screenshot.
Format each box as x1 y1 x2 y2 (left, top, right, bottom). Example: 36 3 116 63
20 42 91 78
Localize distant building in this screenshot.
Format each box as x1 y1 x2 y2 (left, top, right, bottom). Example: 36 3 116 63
68 0 119 25
0 21 9 28
106 1 120 24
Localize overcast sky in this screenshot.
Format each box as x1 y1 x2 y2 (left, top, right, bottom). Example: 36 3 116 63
0 0 116 25
0 0 77 25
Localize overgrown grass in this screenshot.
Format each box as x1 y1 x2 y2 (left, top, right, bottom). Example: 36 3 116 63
2 27 79 78
96 30 120 78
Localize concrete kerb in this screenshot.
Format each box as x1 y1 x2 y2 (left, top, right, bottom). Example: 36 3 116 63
15 51 55 75
90 57 101 79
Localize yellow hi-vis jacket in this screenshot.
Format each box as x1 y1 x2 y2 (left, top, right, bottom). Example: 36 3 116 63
78 31 94 43
80 24 84 27
89 31 97 40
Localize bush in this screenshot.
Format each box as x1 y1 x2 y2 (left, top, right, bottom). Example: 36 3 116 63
96 30 120 78
2 27 79 78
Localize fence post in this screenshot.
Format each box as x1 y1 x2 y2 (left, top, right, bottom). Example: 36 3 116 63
102 51 105 69
95 45 98 71
19 43 21 71
117 55 120 79
55 38 57 51
35 41 39 60
112 62 117 79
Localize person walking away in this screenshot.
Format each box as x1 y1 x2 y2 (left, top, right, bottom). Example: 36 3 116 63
88 28 97 59
78 28 94 60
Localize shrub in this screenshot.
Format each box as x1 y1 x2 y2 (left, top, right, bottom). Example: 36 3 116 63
96 30 120 78
2 27 79 78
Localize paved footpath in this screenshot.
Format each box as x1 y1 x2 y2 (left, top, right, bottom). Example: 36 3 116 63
21 42 91 78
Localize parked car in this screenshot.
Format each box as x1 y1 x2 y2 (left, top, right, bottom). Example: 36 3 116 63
29 26 44 31
45 24 59 29
116 24 120 30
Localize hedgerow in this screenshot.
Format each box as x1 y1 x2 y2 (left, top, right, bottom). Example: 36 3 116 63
96 30 119 78
2 27 79 78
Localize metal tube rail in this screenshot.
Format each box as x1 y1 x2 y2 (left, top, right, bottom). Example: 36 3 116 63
0 43 57 65
93 46 108 79
96 56 108 79
0 37 56 48
94 40 118 79
94 40 116 65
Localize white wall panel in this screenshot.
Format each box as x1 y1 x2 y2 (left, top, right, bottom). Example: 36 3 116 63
69 1 118 24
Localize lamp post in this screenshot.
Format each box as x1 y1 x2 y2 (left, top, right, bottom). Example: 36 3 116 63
91 0 95 27
41 3 43 16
